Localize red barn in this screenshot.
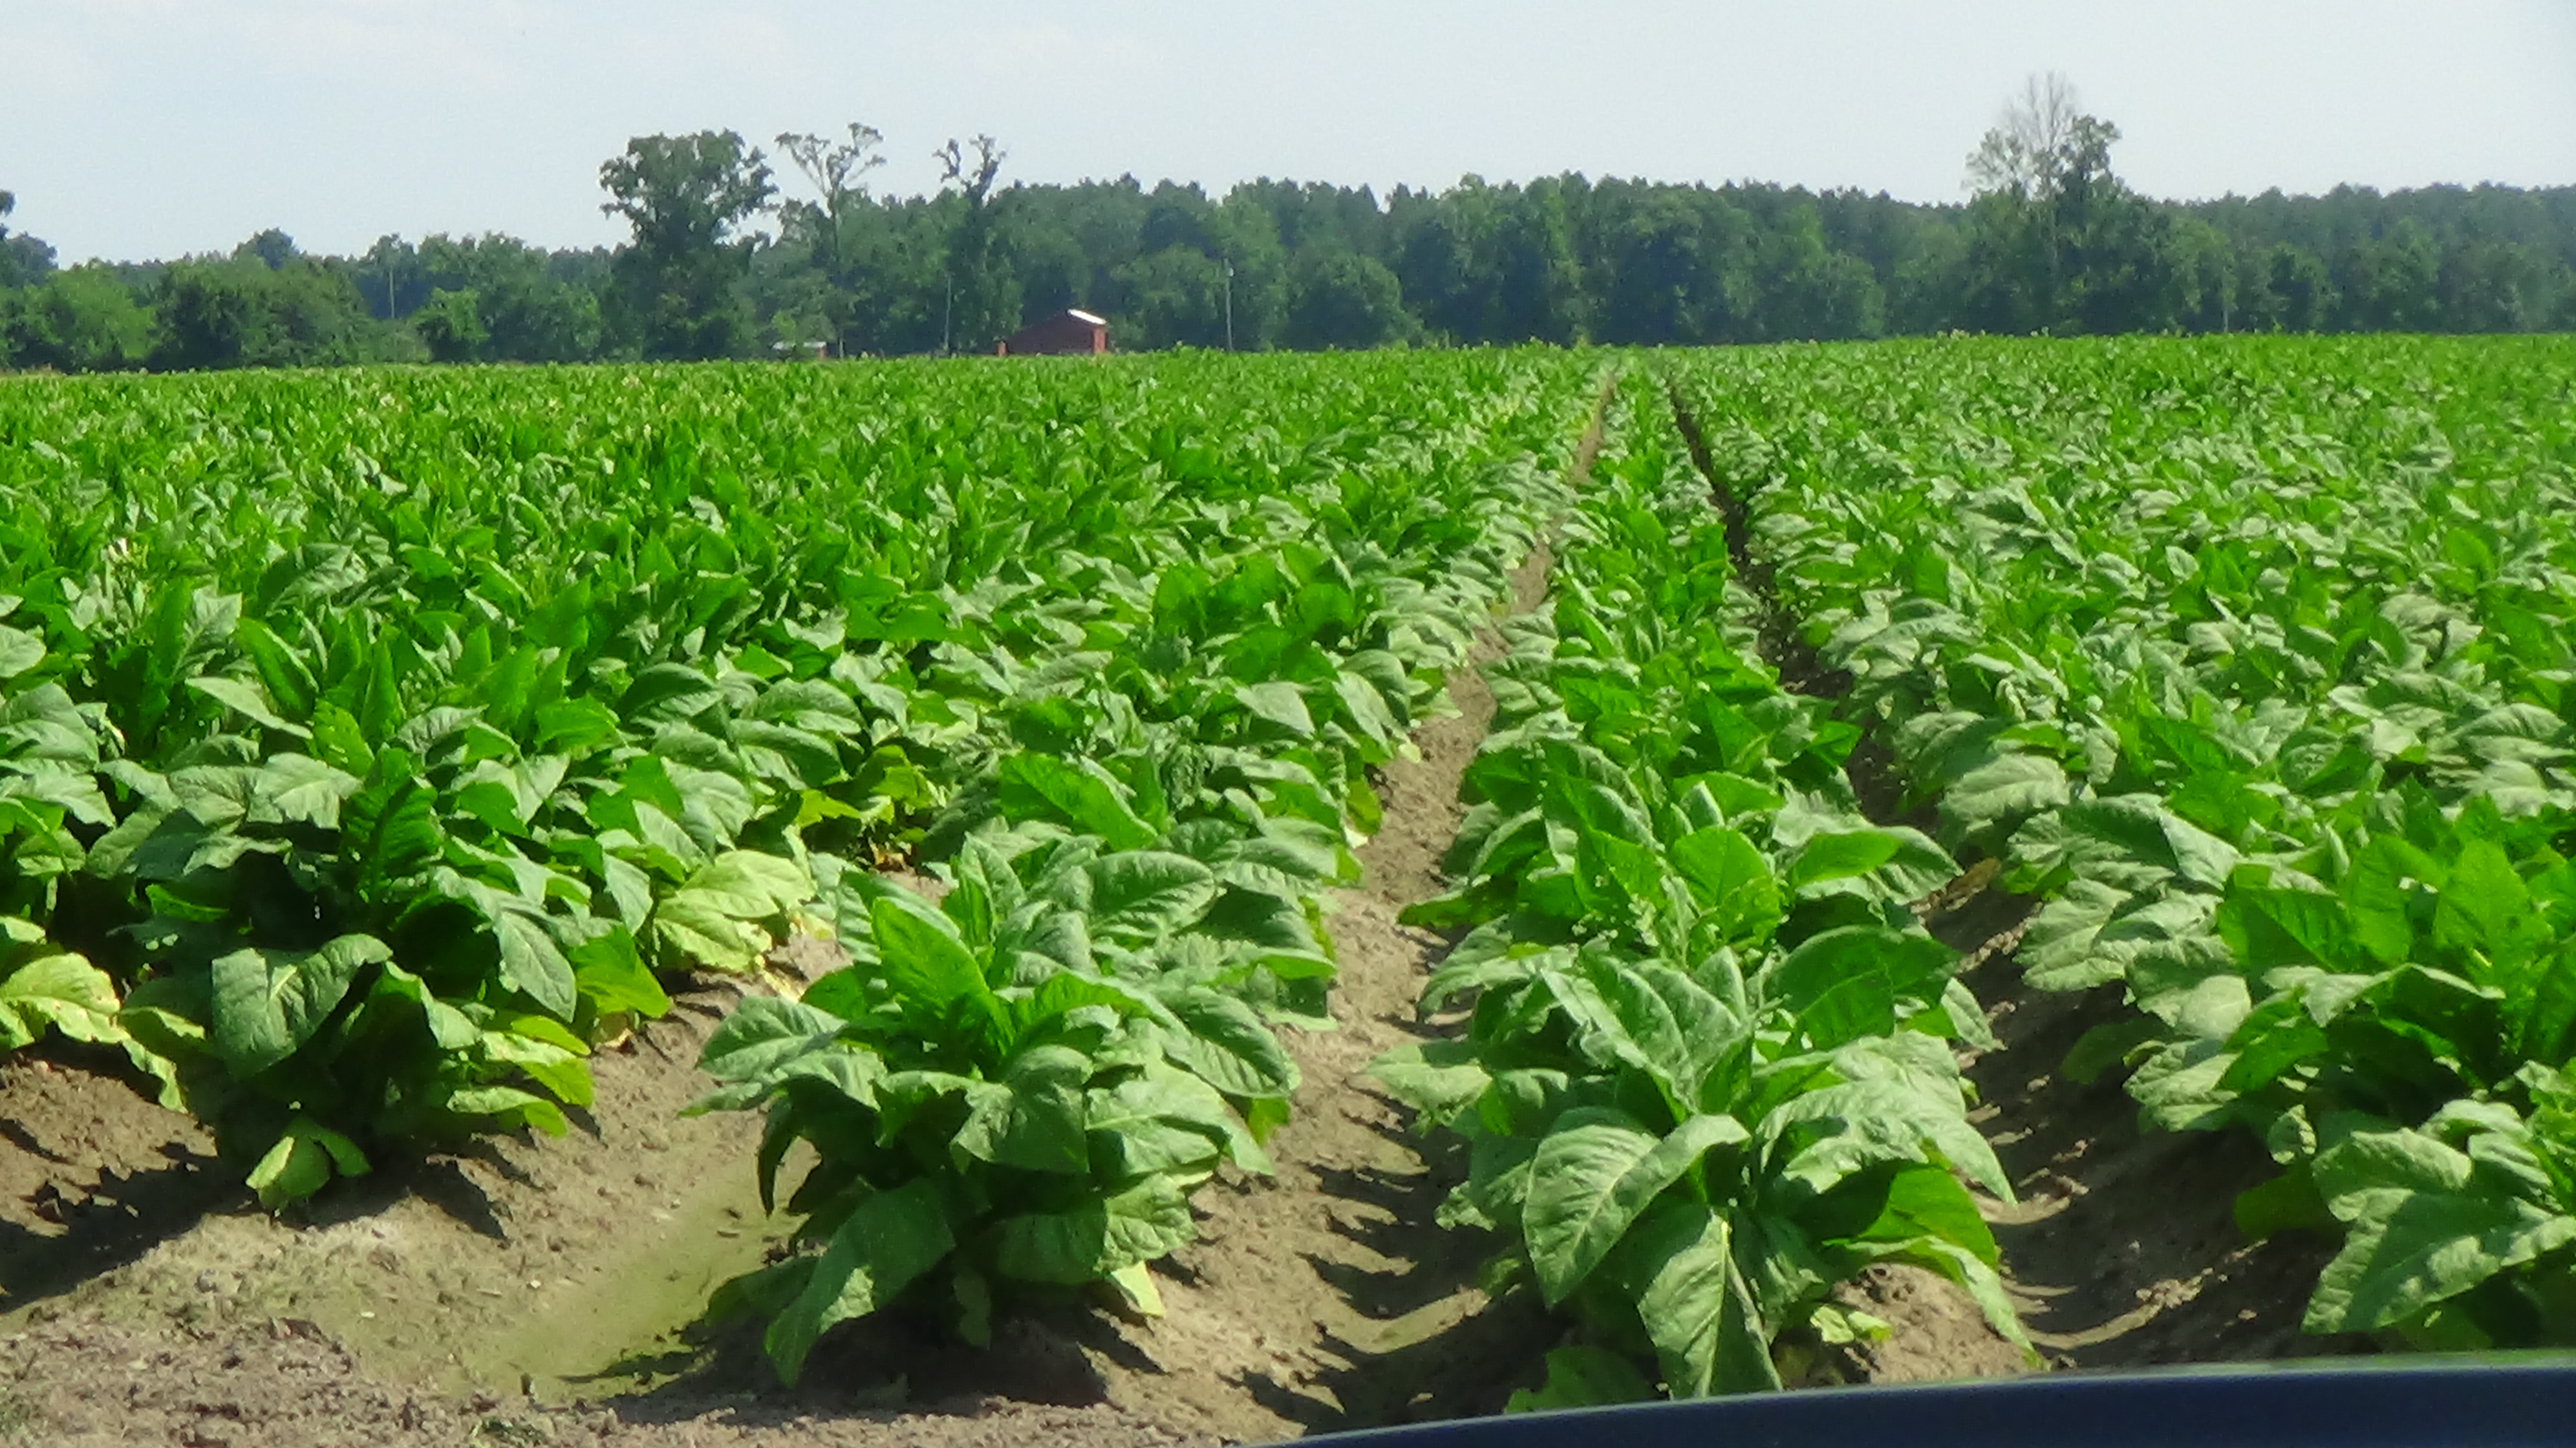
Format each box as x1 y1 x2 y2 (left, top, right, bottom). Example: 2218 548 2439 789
998 309 1109 356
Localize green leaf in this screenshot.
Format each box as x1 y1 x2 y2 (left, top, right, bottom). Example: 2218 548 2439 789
253 752 360 827
1763 1068 2010 1202
491 906 577 1021
1503 1345 1653 1414
2434 840 2529 958
682 850 813 920
621 662 724 723
1085 1065 1249 1179
247 1117 370 1210
188 674 308 737
209 935 392 1076
569 922 671 1019
650 892 771 974
996 754 1157 850
766 1178 956 1385
0 624 46 680
1785 830 1901 889
1083 851 1218 942
1670 825 1779 945
1941 753 2068 842
952 1045 1091 1175
481 1026 594 1107
988 1175 1197 1285
308 700 375 774
1768 925 1955 1049
1624 1200 1763 1399
1234 681 1315 738
698 993 849 1082
650 851 810 975
445 1083 570 1135
1367 1039 1490 1127
1525 1110 1748 1304
0 940 123 1049
2306 1120 2576 1334
872 891 993 1019
1155 987 1298 1102
1332 668 1401 746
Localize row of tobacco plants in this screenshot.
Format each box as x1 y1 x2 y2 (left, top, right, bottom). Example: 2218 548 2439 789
1670 334 2576 1352
0 351 1593 1376
1372 374 2034 1405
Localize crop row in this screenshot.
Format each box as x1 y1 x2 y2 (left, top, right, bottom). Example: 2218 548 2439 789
1669 335 2576 1350
0 354 1595 1370
1373 373 2029 1405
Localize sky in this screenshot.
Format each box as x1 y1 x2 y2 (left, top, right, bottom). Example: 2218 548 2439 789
3 0 2573 264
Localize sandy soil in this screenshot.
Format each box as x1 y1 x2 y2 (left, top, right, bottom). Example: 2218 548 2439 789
1941 897 2368 1369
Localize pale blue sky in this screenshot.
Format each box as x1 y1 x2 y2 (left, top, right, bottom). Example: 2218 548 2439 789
5 0 2573 264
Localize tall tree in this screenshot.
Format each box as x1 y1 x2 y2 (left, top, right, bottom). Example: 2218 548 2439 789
0 190 52 292
3 264 155 370
1960 73 2173 334
1489 180 1587 343
599 131 776 360
776 123 886 354
934 134 1016 351
1282 249 1410 350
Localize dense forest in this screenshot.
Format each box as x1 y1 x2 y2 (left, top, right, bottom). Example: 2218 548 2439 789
2 89 2570 372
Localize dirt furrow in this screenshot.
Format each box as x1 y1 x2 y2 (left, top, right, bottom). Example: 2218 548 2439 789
1078 544 1559 1443
1069 387 1604 1440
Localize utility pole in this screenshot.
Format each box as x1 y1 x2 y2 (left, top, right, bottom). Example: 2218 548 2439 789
942 274 954 356
1223 261 1236 352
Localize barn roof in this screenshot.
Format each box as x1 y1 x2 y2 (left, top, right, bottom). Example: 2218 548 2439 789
1066 310 1107 326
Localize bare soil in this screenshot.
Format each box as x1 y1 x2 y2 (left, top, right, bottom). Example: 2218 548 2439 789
0 516 1571 1448
1061 542 1566 1443
1 967 1209 1448
1941 900 2369 1370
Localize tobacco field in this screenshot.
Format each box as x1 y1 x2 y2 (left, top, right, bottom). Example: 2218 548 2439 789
0 334 2570 1444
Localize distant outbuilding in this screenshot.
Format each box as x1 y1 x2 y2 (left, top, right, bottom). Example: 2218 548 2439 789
998 309 1109 356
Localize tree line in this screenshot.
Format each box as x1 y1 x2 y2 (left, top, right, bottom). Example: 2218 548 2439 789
3 80 2570 372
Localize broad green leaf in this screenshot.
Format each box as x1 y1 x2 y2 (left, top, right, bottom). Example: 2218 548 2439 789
1768 926 1955 1049
491 906 577 1020
1940 753 2068 841
1670 825 1779 945
996 754 1157 850
953 1046 1091 1175
2306 1121 2576 1334
1085 1064 1256 1178
1155 987 1298 1102
1083 851 1218 942
1623 1200 1765 1400
1525 1109 1748 1304
1235 681 1315 738
988 1175 1197 1284
766 1178 956 1385
1503 1345 1654 1414
699 993 850 1082
246 1117 370 1210
0 624 46 680
209 935 392 1076
872 891 993 1019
